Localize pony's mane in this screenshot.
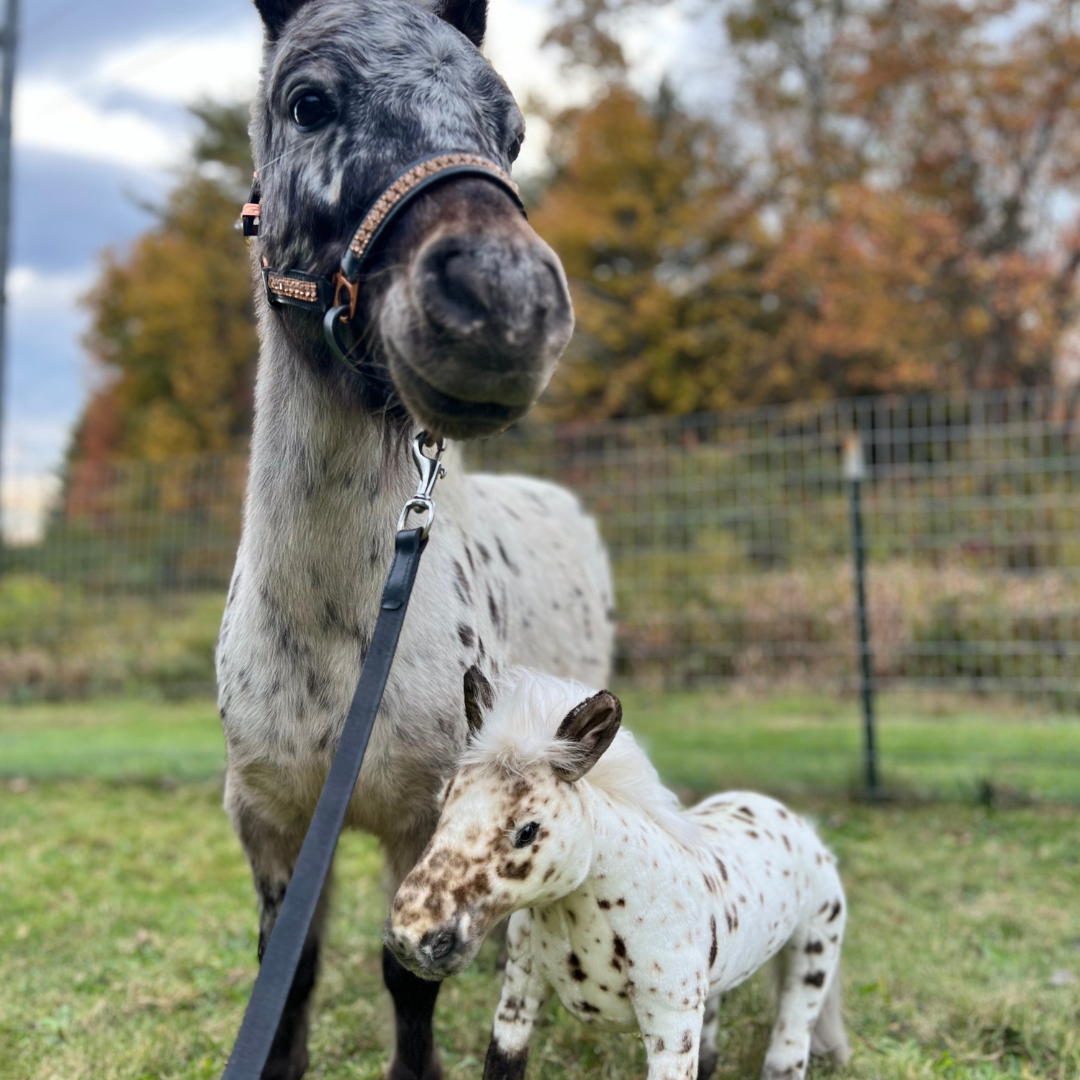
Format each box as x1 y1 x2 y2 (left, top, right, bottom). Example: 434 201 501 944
459 669 702 848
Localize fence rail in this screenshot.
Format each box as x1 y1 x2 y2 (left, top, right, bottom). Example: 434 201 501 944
5 388 1080 707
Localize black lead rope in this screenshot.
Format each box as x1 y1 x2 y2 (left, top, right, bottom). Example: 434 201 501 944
221 434 445 1080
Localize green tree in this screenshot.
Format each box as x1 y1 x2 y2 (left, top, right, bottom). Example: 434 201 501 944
535 84 775 419
74 102 258 462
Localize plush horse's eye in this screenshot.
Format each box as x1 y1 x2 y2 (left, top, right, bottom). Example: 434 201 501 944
513 821 539 849
291 91 334 130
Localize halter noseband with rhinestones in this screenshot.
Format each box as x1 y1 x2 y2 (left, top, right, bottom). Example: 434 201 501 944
240 152 524 368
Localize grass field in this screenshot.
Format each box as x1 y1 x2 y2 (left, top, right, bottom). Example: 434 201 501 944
0 693 1078 1080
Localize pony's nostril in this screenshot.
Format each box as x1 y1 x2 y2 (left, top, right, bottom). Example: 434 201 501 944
420 243 491 329
430 929 457 960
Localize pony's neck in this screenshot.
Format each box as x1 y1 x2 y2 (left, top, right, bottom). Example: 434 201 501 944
242 321 414 578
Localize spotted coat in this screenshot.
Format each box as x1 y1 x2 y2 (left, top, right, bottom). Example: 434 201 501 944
386 672 850 1080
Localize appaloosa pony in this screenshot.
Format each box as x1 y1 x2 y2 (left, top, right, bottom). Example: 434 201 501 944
216 1 614 1077
387 670 850 1080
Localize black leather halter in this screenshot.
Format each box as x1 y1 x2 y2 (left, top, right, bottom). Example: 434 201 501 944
240 151 525 367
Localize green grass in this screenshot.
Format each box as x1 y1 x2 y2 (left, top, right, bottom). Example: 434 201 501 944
0 694 1078 1079
3 690 1078 802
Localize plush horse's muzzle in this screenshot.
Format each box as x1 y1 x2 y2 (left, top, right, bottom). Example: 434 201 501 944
384 915 477 981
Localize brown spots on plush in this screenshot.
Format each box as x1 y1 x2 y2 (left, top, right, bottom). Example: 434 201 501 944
746 830 759 839
679 1030 693 1054
654 1037 665 1052
827 900 843 922
782 835 792 852
568 952 587 982
577 1001 601 1014
708 915 718 968
715 856 728 882
598 899 611 910
499 858 533 880
803 970 825 987
804 940 824 954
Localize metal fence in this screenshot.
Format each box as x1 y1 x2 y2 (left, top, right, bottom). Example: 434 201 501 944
5 387 1080 708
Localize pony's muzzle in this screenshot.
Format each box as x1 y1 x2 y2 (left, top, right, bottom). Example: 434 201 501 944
383 209 574 439
415 233 571 359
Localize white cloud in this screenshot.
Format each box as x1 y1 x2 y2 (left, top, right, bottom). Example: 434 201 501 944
15 75 179 169
14 18 262 171
1 471 61 545
8 265 96 310
93 25 263 105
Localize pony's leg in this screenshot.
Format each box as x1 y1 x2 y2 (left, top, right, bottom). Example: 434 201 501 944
383 947 443 1080
639 1001 705 1080
483 911 550 1080
762 899 846 1080
698 992 722 1080
384 832 445 1080
227 785 331 1080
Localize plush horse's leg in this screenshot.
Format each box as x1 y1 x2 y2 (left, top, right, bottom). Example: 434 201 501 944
228 784 332 1080
483 911 549 1080
638 1001 705 1080
698 992 722 1080
762 897 847 1080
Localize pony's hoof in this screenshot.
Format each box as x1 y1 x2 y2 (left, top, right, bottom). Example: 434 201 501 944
386 1057 443 1080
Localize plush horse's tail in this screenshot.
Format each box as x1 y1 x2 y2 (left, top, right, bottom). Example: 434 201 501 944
810 966 851 1065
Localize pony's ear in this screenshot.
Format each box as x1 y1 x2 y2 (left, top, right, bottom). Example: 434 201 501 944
417 0 487 48
464 665 495 736
553 691 622 782
253 0 315 39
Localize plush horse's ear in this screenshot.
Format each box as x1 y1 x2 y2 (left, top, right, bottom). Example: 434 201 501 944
253 0 316 39
553 691 622 782
464 665 494 736
421 0 487 48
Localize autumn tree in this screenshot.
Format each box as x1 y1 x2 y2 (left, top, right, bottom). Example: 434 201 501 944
74 102 258 462
535 84 777 418
545 0 1080 400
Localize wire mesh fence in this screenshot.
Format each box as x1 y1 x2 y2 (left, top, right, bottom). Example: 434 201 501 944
5 386 1080 714
472 387 1080 703
6 387 1080 798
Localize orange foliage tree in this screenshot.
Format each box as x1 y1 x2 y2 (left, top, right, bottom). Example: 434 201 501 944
534 84 777 419
543 0 1080 408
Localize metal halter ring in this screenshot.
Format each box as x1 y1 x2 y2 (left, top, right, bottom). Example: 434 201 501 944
397 432 446 538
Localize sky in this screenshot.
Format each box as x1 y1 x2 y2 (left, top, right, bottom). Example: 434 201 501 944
2 0 692 540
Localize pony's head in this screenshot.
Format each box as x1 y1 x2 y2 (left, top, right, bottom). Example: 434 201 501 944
251 0 574 438
384 670 622 979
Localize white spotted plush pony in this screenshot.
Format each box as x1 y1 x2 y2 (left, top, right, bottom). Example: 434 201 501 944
385 669 851 1080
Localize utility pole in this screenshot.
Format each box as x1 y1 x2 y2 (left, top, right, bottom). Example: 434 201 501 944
0 0 16 561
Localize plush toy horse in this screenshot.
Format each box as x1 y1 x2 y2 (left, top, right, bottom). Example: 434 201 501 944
385 670 850 1080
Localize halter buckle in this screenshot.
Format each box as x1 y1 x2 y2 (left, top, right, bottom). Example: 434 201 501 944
332 271 360 323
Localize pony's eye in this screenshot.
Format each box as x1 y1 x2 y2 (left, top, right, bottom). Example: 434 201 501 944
291 91 335 130
508 132 524 163
513 821 539 849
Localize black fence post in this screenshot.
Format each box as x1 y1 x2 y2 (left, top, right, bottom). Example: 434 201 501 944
844 433 880 800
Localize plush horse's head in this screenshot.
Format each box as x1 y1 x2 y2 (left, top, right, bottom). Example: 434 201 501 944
250 0 573 439
384 671 622 980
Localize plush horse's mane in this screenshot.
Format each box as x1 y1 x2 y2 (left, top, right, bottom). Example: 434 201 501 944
460 669 702 847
